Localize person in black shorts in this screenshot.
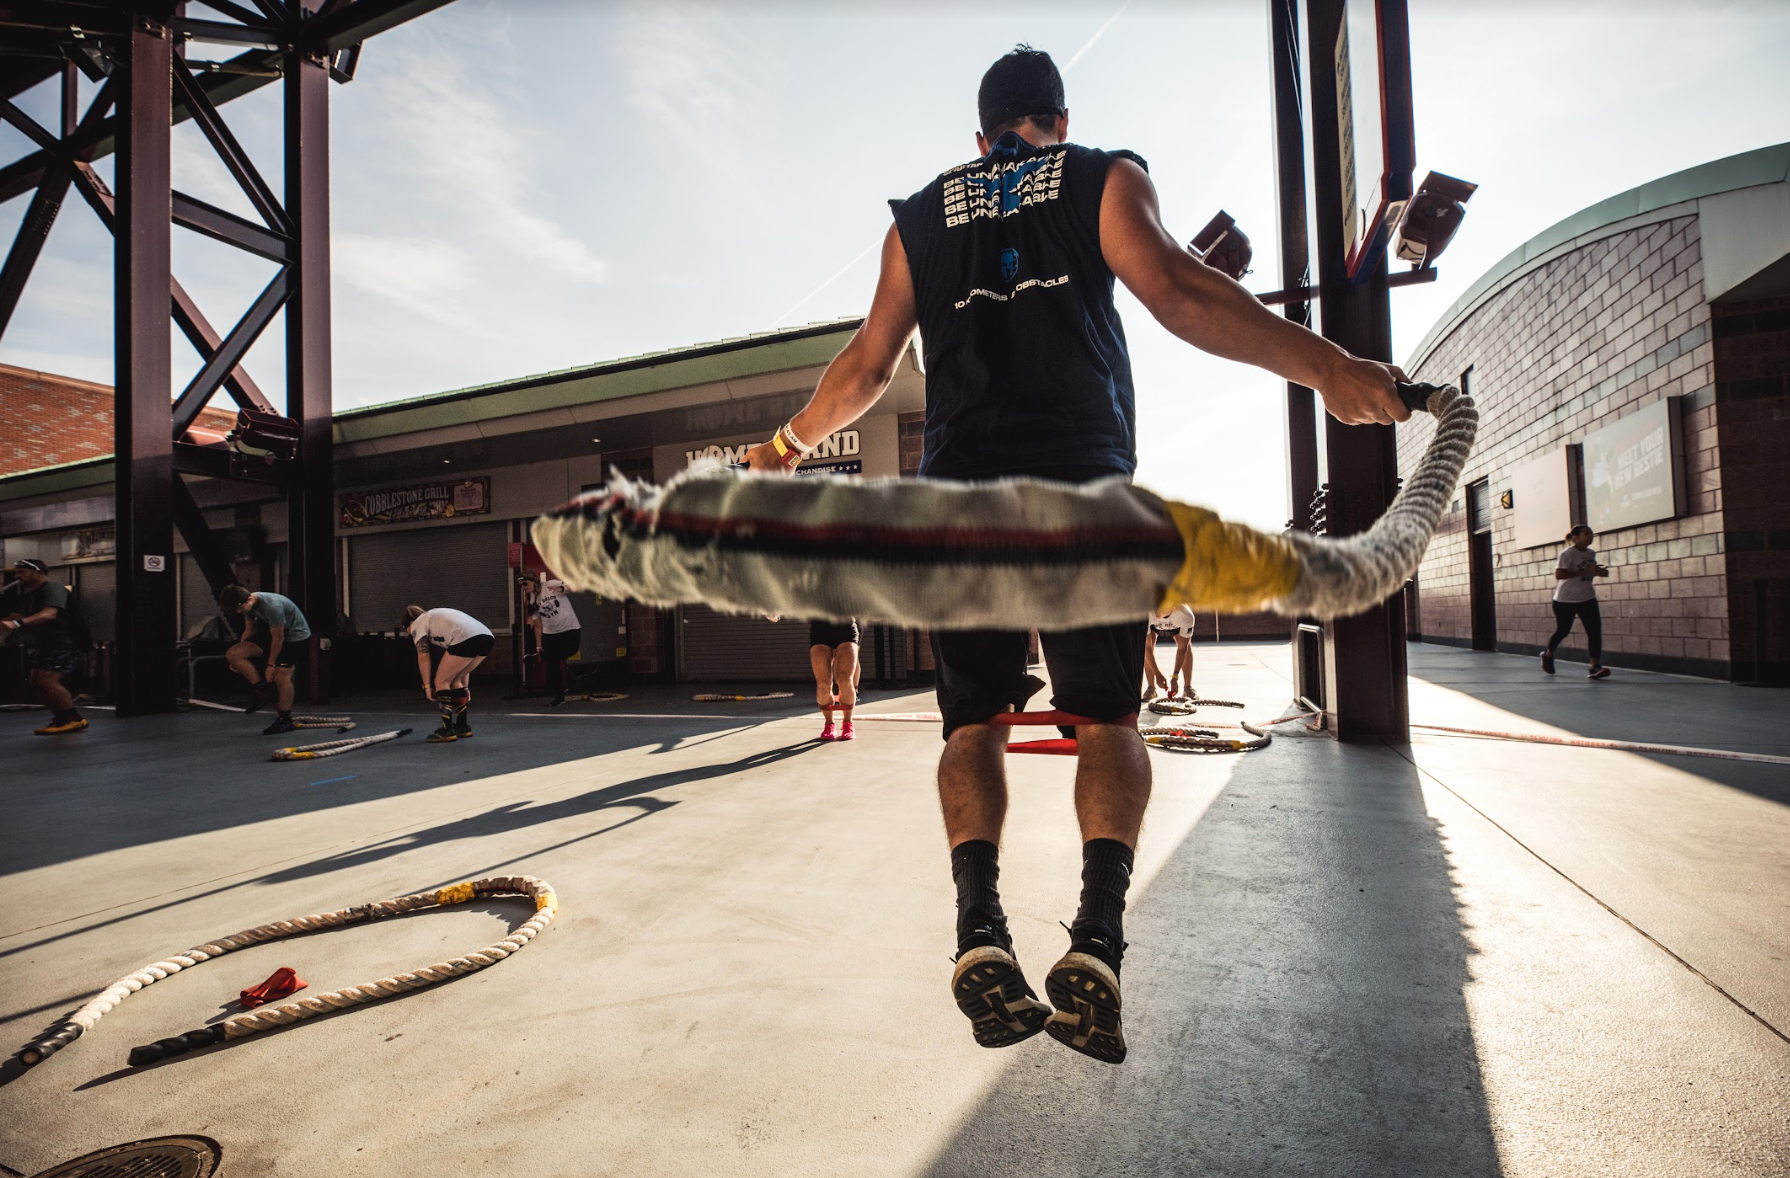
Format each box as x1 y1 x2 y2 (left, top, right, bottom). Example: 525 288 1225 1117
807 618 862 741
404 605 495 743
220 584 311 735
3 558 88 735
746 46 1407 1063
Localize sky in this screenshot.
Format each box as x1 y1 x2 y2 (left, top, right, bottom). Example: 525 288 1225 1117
2 0 1788 529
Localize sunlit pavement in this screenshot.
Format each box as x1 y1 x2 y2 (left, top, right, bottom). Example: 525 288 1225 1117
1 643 1785 1177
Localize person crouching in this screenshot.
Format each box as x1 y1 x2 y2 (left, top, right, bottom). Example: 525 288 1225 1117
404 604 495 743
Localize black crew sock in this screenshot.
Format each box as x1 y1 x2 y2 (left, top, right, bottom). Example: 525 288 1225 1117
1070 838 1134 971
951 839 1009 955
435 690 455 730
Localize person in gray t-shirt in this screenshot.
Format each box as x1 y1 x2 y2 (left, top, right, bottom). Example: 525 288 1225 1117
219 585 313 732
1541 525 1610 679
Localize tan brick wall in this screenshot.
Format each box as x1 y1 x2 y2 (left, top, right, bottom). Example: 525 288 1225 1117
1402 215 1733 676
0 363 237 478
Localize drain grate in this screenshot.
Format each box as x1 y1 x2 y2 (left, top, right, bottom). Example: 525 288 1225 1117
29 1136 220 1178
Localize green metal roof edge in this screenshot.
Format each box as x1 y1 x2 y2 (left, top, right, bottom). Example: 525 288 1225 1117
332 317 864 444
0 456 114 499
1 319 866 505
1404 142 1790 373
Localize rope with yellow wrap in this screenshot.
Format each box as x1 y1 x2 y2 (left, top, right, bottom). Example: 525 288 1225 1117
12 875 557 1069
530 383 1475 630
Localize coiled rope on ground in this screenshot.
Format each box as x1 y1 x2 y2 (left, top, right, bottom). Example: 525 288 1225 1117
13 875 557 1069
290 714 355 731
1146 696 1244 715
271 727 410 760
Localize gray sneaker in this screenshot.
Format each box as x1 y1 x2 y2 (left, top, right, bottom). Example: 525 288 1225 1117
1044 944 1127 1064
951 943 1052 1048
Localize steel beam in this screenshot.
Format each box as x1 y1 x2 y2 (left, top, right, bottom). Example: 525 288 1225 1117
171 63 291 232
1303 0 1408 742
0 47 281 206
1270 0 1318 536
172 475 242 598
298 0 456 55
1270 0 1322 707
171 189 292 260
285 42 336 677
171 265 290 433
171 276 276 413
0 163 69 341
113 14 178 717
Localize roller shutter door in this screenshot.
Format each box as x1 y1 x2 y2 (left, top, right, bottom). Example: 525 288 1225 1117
348 522 509 634
74 561 116 643
677 604 812 682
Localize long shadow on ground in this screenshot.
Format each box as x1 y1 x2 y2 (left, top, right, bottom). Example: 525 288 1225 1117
922 740 1502 1178
1 706 794 879
1406 644 1790 808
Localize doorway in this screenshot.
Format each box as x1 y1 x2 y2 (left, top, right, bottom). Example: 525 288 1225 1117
1466 478 1496 651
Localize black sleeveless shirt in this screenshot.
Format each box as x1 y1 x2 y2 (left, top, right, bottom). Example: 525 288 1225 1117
893 133 1146 481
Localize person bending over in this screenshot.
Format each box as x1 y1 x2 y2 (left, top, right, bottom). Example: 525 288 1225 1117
2 558 87 735
405 604 495 743
808 617 862 741
1143 605 1196 701
220 585 311 735
747 45 1406 1063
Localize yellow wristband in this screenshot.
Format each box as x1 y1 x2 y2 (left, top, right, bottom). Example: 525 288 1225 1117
770 425 806 469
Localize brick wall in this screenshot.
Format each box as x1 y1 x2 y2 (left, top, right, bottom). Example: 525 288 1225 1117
1403 214 1733 678
0 363 237 478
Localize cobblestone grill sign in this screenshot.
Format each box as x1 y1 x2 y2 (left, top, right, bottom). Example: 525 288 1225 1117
340 477 490 527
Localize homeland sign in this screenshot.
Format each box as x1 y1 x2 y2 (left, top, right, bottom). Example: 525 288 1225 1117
1581 398 1684 534
340 477 490 528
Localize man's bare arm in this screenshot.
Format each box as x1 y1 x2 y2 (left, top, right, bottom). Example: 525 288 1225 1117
1099 159 1409 426
746 225 919 472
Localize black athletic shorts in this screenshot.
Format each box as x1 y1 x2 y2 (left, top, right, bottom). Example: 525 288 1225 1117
26 645 84 676
249 634 309 670
447 633 496 658
932 621 1147 741
808 619 860 649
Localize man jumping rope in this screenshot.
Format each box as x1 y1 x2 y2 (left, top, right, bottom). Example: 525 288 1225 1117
747 45 1407 1063
3 558 87 735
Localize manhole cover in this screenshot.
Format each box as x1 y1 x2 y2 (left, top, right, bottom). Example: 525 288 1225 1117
29 1136 221 1178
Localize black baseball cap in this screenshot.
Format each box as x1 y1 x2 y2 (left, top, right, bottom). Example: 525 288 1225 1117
12 558 47 573
978 45 1066 138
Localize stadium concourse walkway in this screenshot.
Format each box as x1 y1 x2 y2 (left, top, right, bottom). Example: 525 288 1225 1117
0 643 1785 1177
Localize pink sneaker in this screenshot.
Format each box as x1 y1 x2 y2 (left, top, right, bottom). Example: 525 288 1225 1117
820 721 837 741
839 721 856 741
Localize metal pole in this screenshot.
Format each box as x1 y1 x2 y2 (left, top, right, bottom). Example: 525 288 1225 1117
284 31 335 703
1304 0 1408 741
1269 0 1324 709
113 13 178 717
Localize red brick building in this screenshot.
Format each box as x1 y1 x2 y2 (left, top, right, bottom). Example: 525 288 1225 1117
1401 144 1790 682
0 363 235 479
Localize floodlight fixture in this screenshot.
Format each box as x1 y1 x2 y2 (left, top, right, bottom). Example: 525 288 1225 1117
1394 171 1477 268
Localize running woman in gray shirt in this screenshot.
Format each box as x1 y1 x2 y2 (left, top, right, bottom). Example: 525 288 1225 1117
1541 525 1611 679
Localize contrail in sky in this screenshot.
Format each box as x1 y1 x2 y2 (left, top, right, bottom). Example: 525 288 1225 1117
1064 2 1130 73
768 3 1130 329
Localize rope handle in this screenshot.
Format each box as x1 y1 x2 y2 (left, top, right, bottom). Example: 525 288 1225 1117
1396 380 1444 415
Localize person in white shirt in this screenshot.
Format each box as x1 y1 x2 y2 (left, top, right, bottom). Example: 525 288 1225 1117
1143 605 1197 701
404 604 495 742
526 575 584 706
1541 525 1611 679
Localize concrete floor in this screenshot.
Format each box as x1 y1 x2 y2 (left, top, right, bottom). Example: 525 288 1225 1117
0 643 1785 1176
